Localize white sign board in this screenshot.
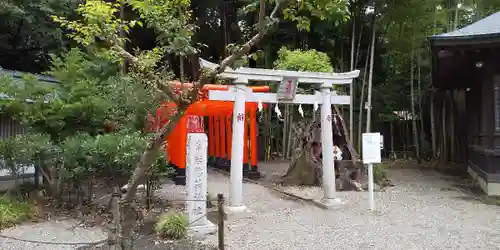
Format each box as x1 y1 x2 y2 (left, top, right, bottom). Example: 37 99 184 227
362 133 382 164
186 133 209 226
277 77 298 101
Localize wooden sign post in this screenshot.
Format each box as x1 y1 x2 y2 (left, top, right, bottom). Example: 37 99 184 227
362 132 382 211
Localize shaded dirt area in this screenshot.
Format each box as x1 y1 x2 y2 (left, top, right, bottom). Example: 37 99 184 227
255 160 375 192
0 179 218 250
257 160 292 185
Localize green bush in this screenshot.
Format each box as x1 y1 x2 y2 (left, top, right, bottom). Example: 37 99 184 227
60 131 171 180
0 197 34 229
274 47 333 73
373 164 387 184
154 212 189 239
373 163 394 188
0 135 33 177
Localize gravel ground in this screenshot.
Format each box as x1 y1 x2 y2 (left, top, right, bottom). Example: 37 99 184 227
3 165 500 250
0 218 106 250
203 167 500 250
77 235 218 250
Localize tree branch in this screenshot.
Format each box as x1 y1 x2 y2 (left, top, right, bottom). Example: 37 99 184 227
218 0 280 73
156 81 181 103
112 44 139 65
123 0 284 203
259 0 266 34
111 44 185 104
184 0 282 107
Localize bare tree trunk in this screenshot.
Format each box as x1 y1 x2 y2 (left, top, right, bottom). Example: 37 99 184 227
349 10 356 149
282 105 288 159
418 53 424 158
108 188 122 250
287 107 294 158
365 8 376 133
180 56 185 82
410 35 420 162
119 0 126 74
357 43 370 151
431 91 437 157
390 121 395 159
263 45 272 162
333 105 359 163
265 103 272 161
354 25 364 69
430 1 437 157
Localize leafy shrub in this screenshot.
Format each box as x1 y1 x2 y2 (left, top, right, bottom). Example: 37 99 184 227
0 134 44 195
60 133 96 178
155 212 189 239
373 163 391 187
274 47 333 73
60 131 172 185
0 197 34 229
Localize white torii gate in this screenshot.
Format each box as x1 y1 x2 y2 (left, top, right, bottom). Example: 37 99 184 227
200 59 360 212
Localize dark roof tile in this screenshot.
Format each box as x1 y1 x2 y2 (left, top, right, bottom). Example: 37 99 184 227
430 11 500 40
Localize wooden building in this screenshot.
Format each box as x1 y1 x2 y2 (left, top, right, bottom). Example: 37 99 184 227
0 68 57 139
0 69 55 190
429 11 500 195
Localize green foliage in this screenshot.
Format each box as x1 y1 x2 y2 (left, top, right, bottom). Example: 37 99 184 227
282 0 350 31
59 133 96 177
53 0 197 65
0 0 78 72
373 163 390 187
273 46 334 98
0 131 171 190
151 152 174 182
52 1 126 48
0 135 34 176
129 0 197 56
0 49 157 140
60 131 169 180
0 197 34 229
155 212 189 239
90 131 149 176
274 47 333 73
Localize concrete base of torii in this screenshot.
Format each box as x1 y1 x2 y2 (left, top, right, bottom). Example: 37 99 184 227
225 205 250 214
315 197 344 209
224 205 251 220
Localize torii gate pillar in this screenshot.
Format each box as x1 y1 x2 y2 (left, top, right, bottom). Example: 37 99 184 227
318 82 342 208
226 77 249 213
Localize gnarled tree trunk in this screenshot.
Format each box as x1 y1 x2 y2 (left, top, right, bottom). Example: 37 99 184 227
281 110 363 190
281 149 319 186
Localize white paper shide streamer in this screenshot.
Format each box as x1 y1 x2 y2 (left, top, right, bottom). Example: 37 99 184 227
313 101 319 111
298 104 304 118
258 100 263 112
274 104 282 118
